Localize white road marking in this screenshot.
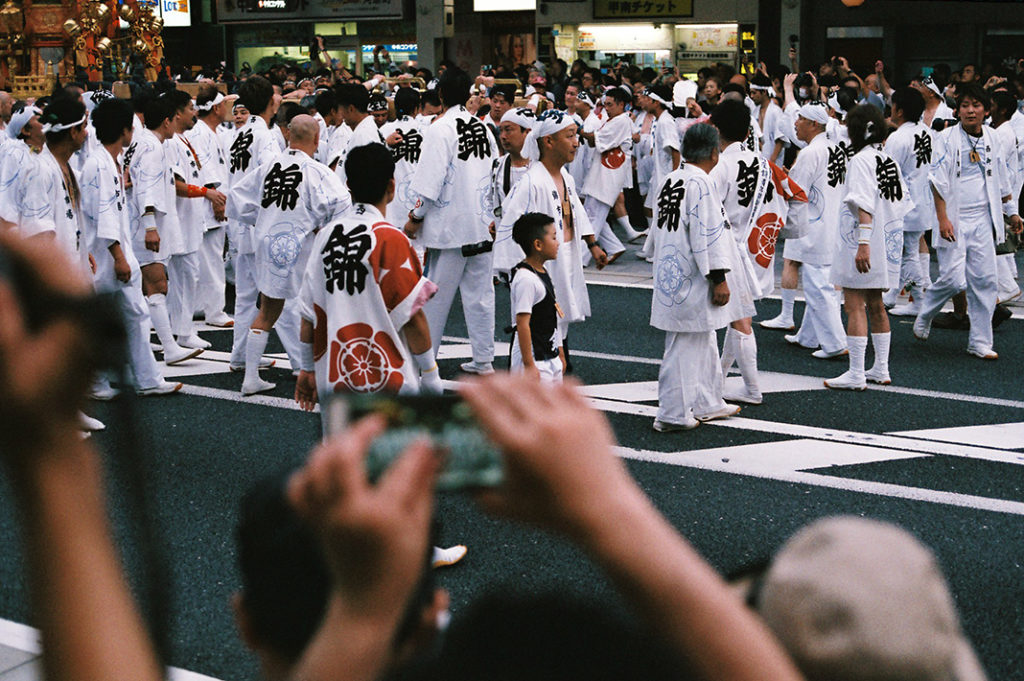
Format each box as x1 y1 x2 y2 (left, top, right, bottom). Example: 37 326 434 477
890 422 1024 450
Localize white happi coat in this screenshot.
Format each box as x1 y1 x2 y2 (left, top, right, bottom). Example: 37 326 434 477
582 113 632 205
125 127 184 264
18 145 88 273
80 148 139 291
644 109 681 211
929 124 1012 249
324 124 352 169
568 110 599 190
300 203 438 396
335 115 386 188
994 121 1022 203
408 105 498 250
489 154 533 226
496 163 594 324
782 132 847 266
230 147 351 299
186 120 230 231
169 133 205 254
650 164 749 332
758 101 785 160
379 115 426 227
226 115 280 256
832 144 913 289
633 110 656 192
885 121 937 234
0 142 38 225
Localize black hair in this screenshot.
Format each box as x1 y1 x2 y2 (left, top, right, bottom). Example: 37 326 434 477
314 88 338 116
438 68 471 108
92 97 135 145
421 89 441 109
276 101 307 127
846 103 888 151
512 212 554 253
647 83 673 110
832 86 859 116
40 96 86 144
956 81 990 111
604 87 632 106
238 74 275 115
132 86 156 115
709 98 750 143
345 143 394 203
891 86 925 123
394 88 420 118
143 94 177 131
167 88 192 114
335 82 370 113
991 89 1017 117
722 82 746 97
195 84 223 114
491 84 517 105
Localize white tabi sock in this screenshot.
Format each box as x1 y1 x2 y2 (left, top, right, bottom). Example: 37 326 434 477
918 253 932 289
245 328 271 385
780 288 797 323
870 332 891 374
847 335 868 380
735 329 761 397
617 215 642 240
146 294 179 351
720 326 737 374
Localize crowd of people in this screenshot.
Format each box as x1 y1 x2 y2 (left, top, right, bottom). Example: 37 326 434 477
0 43 1018 681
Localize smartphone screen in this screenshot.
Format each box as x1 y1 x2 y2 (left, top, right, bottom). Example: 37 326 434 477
323 393 504 491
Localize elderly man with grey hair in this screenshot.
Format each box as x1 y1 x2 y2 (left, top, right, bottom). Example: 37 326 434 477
649 123 747 431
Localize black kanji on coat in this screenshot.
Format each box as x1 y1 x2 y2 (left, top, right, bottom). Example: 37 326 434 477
123 142 138 173
876 156 903 202
656 179 686 232
736 159 758 207
230 129 254 173
322 223 372 295
827 146 848 187
455 117 493 161
261 163 303 211
391 127 423 164
913 131 932 168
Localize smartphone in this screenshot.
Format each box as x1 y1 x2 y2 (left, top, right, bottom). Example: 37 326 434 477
323 393 504 491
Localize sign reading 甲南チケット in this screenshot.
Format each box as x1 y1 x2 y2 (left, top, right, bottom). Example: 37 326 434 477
593 0 693 19
216 0 402 22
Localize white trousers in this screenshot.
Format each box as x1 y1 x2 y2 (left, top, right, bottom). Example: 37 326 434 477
274 297 304 370
997 253 1020 298
899 230 926 292
197 225 227 318
118 276 164 390
583 196 626 262
919 213 997 350
657 330 726 424
793 264 847 354
423 247 495 363
167 251 200 338
230 251 260 365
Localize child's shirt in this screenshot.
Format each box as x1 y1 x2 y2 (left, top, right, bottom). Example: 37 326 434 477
510 262 561 362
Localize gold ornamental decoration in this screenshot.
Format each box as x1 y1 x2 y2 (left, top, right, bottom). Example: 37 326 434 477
64 0 164 82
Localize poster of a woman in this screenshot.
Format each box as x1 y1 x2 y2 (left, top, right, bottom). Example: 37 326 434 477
497 32 536 70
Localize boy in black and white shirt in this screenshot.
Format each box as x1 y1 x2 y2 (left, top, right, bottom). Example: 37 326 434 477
509 212 565 382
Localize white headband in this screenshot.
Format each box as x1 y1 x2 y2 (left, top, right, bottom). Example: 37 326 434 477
751 83 777 98
523 109 576 162
827 93 844 116
922 77 943 98
797 102 829 125
41 114 87 134
500 107 536 130
8 106 41 140
577 90 596 108
196 92 225 112
643 87 672 108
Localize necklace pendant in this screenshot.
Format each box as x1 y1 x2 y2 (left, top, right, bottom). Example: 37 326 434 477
970 150 981 163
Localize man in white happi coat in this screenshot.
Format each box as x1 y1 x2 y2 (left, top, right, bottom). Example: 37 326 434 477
124 93 204 367
313 89 342 165
404 69 499 375
636 84 681 262
228 115 351 395
166 89 226 351
581 87 634 264
750 74 784 161
187 84 234 327
0 104 43 231
489 106 536 276
225 76 283 371
916 76 955 129
80 97 182 397
767 102 849 360
334 83 385 189
497 109 608 369
990 90 1023 304
885 87 937 316
914 84 1023 359
650 123 744 432
380 88 426 229
566 90 597 190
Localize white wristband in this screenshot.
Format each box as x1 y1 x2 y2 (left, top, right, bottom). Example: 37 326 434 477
857 224 872 245
142 212 158 232
1003 200 1017 217
412 350 437 373
298 341 315 372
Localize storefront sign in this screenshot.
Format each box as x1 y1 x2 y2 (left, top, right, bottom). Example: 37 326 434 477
593 0 693 19
217 0 402 23
159 0 191 27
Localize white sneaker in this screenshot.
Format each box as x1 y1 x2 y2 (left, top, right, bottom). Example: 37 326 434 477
812 347 849 359
694 404 741 422
888 302 921 317
241 378 277 396
78 412 106 432
205 313 235 328
824 371 867 391
460 361 495 375
998 286 1022 304
865 367 891 385
724 388 763 405
163 345 204 366
912 315 931 341
229 357 276 372
759 315 795 331
432 545 467 568
967 345 998 360
177 334 212 350
652 418 700 432
137 381 184 396
89 385 120 401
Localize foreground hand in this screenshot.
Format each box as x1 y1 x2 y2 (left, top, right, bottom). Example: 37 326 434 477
403 219 421 239
1010 214 1024 235
711 280 730 306
939 217 956 242
114 256 131 283
855 243 871 273
206 188 227 211
294 370 318 411
145 229 160 252
288 415 440 616
591 244 608 269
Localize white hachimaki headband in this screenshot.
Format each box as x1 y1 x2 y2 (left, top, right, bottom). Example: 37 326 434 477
751 83 777 98
523 108 576 162
797 101 829 125
41 114 87 134
921 76 943 98
576 90 596 108
196 92 225 112
8 105 42 140
643 87 672 108
500 107 536 130
368 97 389 112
